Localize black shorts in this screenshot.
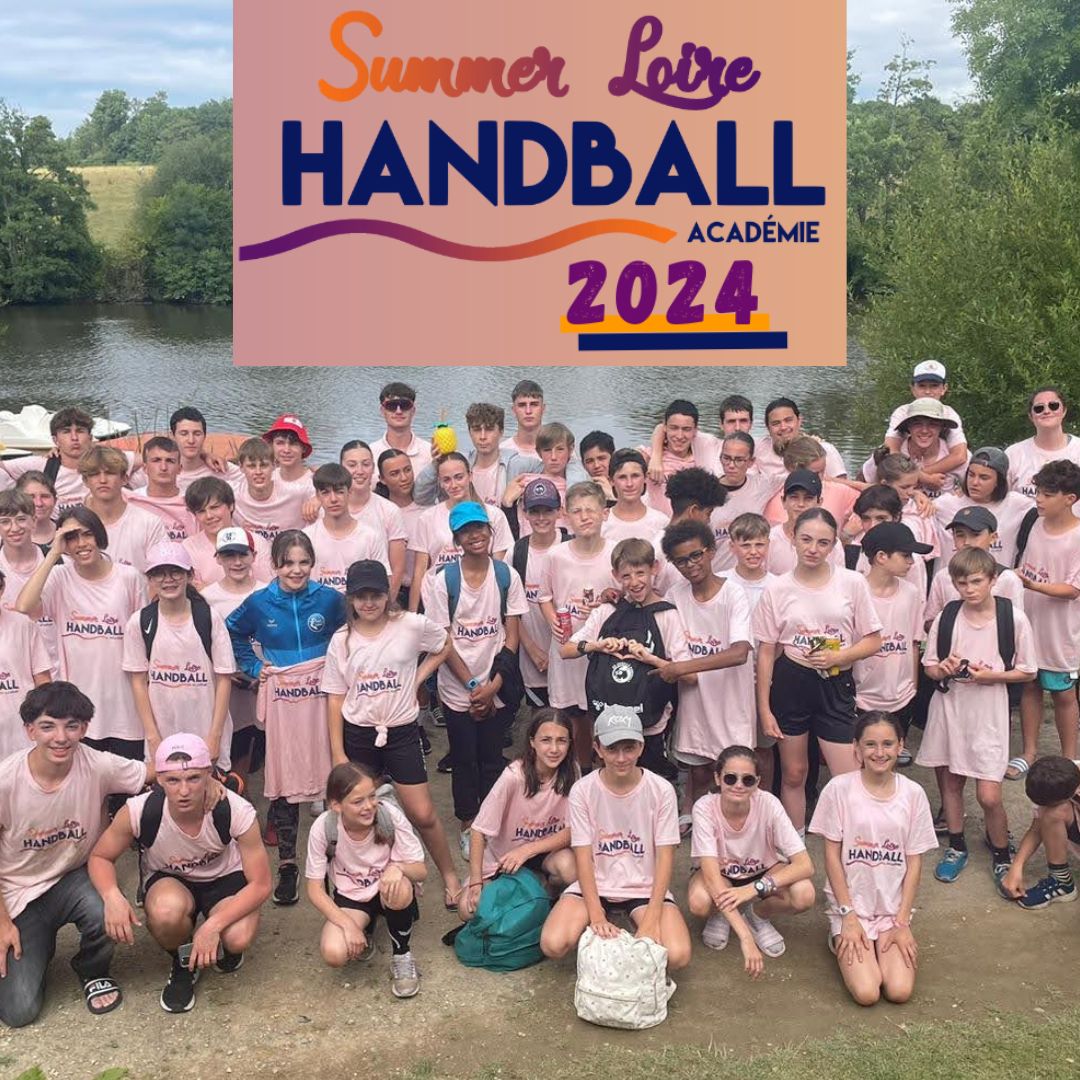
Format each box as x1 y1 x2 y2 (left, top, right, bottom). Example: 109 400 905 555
333 891 420 923
600 895 677 918
144 870 247 920
230 726 265 772
856 701 914 737
83 735 145 761
343 721 428 786
523 686 550 708
770 653 857 744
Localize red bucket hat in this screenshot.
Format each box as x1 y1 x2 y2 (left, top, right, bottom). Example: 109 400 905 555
262 414 313 458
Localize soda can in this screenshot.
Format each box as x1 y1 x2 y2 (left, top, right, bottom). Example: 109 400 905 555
555 606 573 638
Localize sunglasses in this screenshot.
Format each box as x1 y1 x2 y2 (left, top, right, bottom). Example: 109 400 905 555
721 773 759 787
1032 401 1063 414
382 398 414 412
671 548 708 569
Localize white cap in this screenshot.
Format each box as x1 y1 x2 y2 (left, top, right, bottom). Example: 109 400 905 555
912 360 947 382
593 706 644 746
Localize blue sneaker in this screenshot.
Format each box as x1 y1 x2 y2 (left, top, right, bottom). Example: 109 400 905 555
1018 875 1078 910
935 847 969 883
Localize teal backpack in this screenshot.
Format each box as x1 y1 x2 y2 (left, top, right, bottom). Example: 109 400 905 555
449 868 552 972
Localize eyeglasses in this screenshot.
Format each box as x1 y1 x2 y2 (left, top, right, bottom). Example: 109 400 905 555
671 548 708 569
1032 401 1063 414
149 567 187 580
720 454 750 466
721 773 759 787
382 398 414 412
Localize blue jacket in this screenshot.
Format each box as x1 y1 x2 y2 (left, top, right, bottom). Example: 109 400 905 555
226 579 347 679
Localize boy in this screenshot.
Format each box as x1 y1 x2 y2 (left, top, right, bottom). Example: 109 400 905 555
641 399 708 516
233 436 308 541
501 379 545 456
183 477 273 589
851 485 928 598
303 464 390 593
1001 756 1080 909
88 733 270 1013
602 448 670 544
720 394 754 434
539 708 690 971
762 437 859 527
766 470 845 575
169 407 241 493
262 415 316 490
126 436 197 543
1014 460 1080 775
0 567 51 757
122 542 235 768
854 523 931 765
370 383 432 476
918 548 1037 893
502 422 585 536
0 491 58 671
652 467 729 595
710 432 774 571
80 446 167 572
0 682 147 1026
755 398 847 485
882 360 968 481
579 431 616 504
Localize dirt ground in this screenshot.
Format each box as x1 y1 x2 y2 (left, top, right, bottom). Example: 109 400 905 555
4 720 1079 1080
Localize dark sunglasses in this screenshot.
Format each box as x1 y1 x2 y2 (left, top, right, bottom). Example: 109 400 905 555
1032 401 1062 414
382 398 414 412
721 772 759 787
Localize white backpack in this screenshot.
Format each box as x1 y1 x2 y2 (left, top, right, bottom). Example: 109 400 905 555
574 928 676 1030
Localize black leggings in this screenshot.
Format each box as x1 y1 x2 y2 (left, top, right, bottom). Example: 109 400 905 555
443 704 511 822
270 798 301 861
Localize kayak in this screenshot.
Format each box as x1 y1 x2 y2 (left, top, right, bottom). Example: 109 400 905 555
110 432 251 461
0 405 130 457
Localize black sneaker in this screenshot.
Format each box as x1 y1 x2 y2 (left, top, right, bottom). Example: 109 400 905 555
436 753 452 774
431 702 446 728
214 949 245 974
160 947 197 1013
273 863 300 906
419 727 432 756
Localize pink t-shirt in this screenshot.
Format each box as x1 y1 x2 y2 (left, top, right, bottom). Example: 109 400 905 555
864 441 966 500
125 488 197 543
0 745 146 919
809 771 937 928
601 506 670 546
177 461 243 494
3 455 131 515
566 768 679 900
354 494 409 545
40 562 148 741
536 540 616 710
121 606 236 763
1015 520 1080 672
763 480 858 529
924 565 1025 625
709 473 777 571
99 503 167 573
754 436 847 484
517 538 562 689
0 545 58 674
370 435 432 479
421 561 528 711
409 502 515 571
753 566 883 666
303 518 390 593
469 461 503 507
901 503 941 559
690 789 805 879
320 614 447 729
0 610 51 758
854 549 928 602
853 579 924 711
1006 436 1080 503
933 491 1033 568
667 578 754 755
471 760 572 879
395 500 425 587
234 478 310 542
640 447 701 517
128 789 256 882
200 580 259 733
182 529 273 590
765 523 845 576
305 802 425 902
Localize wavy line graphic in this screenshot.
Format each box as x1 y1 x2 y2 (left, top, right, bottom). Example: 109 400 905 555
238 218 676 263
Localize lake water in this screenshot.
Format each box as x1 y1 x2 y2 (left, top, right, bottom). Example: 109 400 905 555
0 303 881 471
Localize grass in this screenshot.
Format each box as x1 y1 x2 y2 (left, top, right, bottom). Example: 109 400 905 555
73 165 153 249
399 1007 1080 1080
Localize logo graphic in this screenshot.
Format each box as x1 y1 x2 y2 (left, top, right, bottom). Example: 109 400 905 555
307 613 327 632
611 661 635 685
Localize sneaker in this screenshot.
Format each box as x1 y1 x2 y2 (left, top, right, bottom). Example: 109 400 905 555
214 949 244 974
309 800 325 817
742 906 785 957
702 912 730 951
459 829 471 859
932 809 948 836
934 847 969 883
897 747 913 767
992 859 1015 900
273 863 300 906
160 948 197 1013
436 753 452 774
390 952 421 998
357 936 376 963
1018 875 1078 910
418 727 432 756
431 702 446 728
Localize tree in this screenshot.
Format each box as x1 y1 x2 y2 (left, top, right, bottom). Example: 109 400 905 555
68 89 134 164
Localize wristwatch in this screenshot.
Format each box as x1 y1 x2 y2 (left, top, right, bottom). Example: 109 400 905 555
465 677 481 691
577 639 589 656
837 905 855 917
753 878 769 899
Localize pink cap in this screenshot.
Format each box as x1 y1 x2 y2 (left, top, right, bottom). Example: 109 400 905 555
154 733 213 773
145 541 194 575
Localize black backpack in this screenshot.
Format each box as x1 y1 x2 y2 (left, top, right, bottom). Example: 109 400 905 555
1013 506 1040 568
510 530 570 585
137 786 232 850
584 599 678 730
140 586 214 660
934 596 1022 707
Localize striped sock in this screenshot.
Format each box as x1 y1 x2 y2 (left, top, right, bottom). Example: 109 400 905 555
1048 862 1074 886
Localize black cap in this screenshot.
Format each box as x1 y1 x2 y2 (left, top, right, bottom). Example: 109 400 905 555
345 560 390 595
784 468 822 498
862 522 934 560
944 505 997 534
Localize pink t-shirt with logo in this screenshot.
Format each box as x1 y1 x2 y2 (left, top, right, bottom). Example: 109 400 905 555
709 473 777 571
128 789 256 882
40 562 148 741
354 494 409 545
853 579 924 712
121 606 236 763
753 566 883 666
409 502 515 571
321 614 447 729
924 565 1025 625
126 488 197 543
933 491 1033 568
1016 520 1080 672
667 578 754 755
101 503 168 572
0 545 58 674
566 768 680 900
809 771 937 936
691 789 805 879
182 530 273 590
1006 436 1080 504
471 760 572 879
601 506 669 546
0 745 146 919
305 802 425 902
470 462 503 508
516 538 562 690
0 609 51 758
303 519 390 593
200 580 259 733
3 454 135 514
765 523 845 576
233 479 310 542
421 561 528 712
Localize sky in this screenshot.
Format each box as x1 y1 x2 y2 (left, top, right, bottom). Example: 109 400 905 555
1 2 974 136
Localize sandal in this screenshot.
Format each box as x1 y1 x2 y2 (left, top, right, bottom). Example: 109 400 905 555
83 976 123 1016
1005 756 1031 781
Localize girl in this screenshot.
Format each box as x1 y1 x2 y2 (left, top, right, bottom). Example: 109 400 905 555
874 454 940 558
460 709 579 920
14 470 57 548
809 712 938 1006
226 530 346 907
754 509 884 831
305 762 427 999
687 746 815 976
762 437 860 528
408 453 513 612
377 448 424 609
339 440 408 595
600 449 670 545
1006 386 1080 504
322 558 466 908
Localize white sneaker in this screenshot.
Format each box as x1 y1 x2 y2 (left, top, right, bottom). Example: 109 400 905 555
459 829 471 859
743 906 786 957
309 800 325 817
702 912 730 950
390 951 421 998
